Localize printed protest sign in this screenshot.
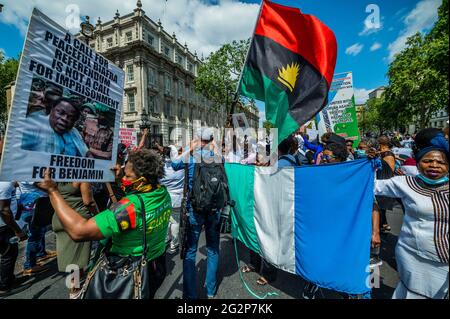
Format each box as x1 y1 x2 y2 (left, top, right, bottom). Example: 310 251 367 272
119 128 138 148
0 8 124 182
317 72 360 147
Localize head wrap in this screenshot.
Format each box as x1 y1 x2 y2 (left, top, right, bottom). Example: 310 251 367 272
413 129 449 162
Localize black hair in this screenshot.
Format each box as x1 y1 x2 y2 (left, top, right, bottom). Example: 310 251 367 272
377 135 392 148
305 150 314 164
52 97 81 120
163 146 171 158
324 142 348 162
278 135 296 155
127 149 165 185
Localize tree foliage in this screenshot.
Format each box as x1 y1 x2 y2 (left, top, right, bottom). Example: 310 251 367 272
0 52 20 116
360 95 400 134
194 39 250 115
0 52 20 134
384 0 448 129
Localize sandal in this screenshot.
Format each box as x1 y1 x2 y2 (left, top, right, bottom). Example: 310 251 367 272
241 265 255 273
256 277 268 286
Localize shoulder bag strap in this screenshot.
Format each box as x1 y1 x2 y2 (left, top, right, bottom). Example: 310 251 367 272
183 162 189 198
135 194 148 257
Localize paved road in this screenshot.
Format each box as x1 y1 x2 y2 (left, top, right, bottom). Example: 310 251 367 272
1 204 403 299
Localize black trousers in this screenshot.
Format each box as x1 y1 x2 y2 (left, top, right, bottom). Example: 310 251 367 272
249 249 278 282
0 226 18 290
148 252 167 299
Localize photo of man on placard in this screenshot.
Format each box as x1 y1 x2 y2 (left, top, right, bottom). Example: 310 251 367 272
21 89 88 156
20 77 116 160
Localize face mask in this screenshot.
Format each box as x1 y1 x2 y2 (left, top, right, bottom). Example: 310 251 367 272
417 174 449 186
121 178 134 192
121 176 156 193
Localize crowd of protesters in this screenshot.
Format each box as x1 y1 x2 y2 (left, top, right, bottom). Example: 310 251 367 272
0 123 448 299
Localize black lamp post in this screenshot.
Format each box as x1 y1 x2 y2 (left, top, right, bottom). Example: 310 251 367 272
139 110 151 130
139 110 152 148
80 16 94 45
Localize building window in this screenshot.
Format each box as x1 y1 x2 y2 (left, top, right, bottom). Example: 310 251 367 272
148 95 156 113
178 104 183 119
188 63 193 73
178 80 184 98
148 67 156 86
176 54 183 65
439 120 444 127
127 124 134 128
147 34 154 46
164 100 171 117
169 127 174 142
107 37 113 48
127 93 135 112
126 31 133 42
127 65 134 82
165 75 172 94
164 46 170 56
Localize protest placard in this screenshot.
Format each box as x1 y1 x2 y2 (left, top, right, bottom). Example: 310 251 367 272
119 128 138 148
0 8 124 182
317 72 360 147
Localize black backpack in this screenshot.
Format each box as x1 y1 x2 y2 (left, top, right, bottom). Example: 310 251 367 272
190 162 230 215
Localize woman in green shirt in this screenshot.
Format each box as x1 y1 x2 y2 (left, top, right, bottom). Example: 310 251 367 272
38 149 172 299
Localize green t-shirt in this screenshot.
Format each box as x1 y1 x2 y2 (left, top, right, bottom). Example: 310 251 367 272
94 186 172 260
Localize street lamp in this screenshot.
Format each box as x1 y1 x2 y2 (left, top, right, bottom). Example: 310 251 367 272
139 110 152 148
139 110 151 130
80 16 94 45
0 4 4 12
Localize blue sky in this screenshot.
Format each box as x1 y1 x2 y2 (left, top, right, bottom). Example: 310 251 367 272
0 0 442 123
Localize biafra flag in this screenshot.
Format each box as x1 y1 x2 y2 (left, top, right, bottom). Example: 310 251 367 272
239 0 337 142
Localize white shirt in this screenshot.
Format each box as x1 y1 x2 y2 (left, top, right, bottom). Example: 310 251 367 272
392 147 413 158
160 158 185 209
295 134 306 155
401 138 414 149
0 182 18 228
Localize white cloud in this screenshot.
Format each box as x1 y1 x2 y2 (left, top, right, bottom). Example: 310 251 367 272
0 0 260 57
370 42 382 51
345 43 364 56
354 88 374 104
387 0 441 61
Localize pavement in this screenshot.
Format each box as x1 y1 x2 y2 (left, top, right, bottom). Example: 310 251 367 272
1 204 403 299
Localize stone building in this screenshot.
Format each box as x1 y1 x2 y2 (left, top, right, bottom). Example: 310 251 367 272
86 1 227 145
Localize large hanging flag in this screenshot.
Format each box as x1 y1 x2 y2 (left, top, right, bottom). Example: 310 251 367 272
238 0 337 143
225 159 374 295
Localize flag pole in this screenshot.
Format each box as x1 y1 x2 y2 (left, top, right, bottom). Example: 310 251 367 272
227 0 265 127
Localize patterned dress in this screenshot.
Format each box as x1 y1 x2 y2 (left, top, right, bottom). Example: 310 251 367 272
375 176 449 299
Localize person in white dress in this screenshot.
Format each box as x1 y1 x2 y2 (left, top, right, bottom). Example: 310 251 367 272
373 128 448 299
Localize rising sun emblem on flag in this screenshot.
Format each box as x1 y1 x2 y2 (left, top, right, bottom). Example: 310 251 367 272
277 62 301 92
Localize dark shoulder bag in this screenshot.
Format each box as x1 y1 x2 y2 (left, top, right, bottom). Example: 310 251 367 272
79 194 150 299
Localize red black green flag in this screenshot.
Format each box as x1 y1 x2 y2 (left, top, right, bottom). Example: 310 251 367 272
238 0 337 142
